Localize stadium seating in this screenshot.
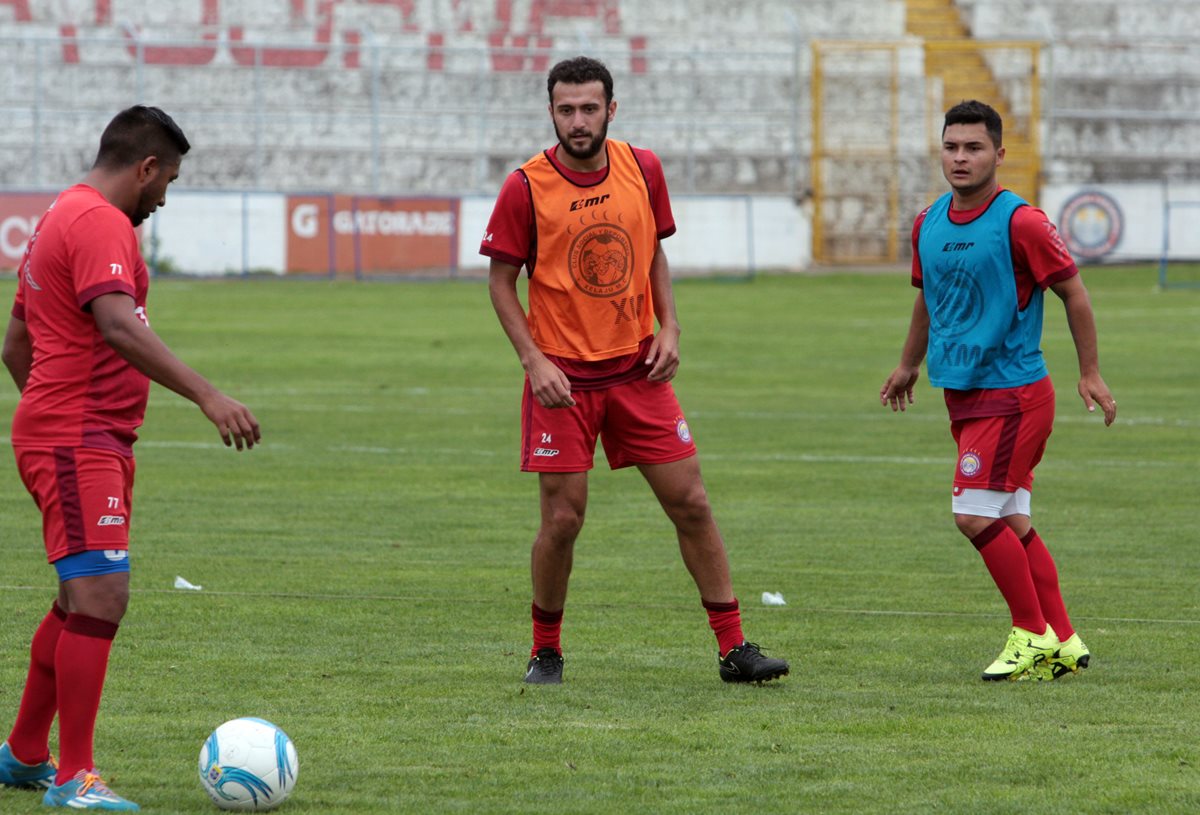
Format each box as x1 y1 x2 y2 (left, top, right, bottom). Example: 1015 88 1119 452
958 0 1200 182
1 0 1196 194
0 0 902 194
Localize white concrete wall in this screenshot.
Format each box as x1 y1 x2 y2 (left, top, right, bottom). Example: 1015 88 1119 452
149 191 286 274
1042 182 1200 262
143 191 812 275
457 194 811 274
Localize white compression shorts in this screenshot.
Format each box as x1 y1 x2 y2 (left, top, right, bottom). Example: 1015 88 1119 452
952 487 1032 519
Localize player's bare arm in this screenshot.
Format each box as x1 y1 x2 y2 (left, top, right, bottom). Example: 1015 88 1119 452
1 315 32 391
1050 274 1116 426
644 241 680 382
487 258 576 408
90 292 261 449
880 293 929 411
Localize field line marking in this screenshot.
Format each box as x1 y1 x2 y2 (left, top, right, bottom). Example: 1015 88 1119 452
0 436 1181 468
0 584 1196 625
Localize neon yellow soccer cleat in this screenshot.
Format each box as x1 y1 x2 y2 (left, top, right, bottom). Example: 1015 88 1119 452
981 624 1058 681
1026 632 1090 681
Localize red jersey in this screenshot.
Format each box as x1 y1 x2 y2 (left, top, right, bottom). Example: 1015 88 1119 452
481 142 676 386
910 188 1077 419
11 184 151 456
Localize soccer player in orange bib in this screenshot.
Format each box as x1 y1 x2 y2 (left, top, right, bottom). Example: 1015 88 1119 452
0 106 260 810
483 57 788 686
880 100 1116 682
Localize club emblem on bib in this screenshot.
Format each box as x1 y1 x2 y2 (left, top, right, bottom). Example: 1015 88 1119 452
568 223 633 298
929 259 984 339
958 450 983 478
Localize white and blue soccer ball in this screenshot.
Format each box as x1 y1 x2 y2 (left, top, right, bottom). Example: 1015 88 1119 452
199 717 298 811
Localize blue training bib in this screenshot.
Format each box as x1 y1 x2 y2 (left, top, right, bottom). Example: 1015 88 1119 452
918 190 1048 390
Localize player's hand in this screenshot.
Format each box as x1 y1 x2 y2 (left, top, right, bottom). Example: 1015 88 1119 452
645 324 680 382
527 356 575 409
880 365 920 412
199 392 261 450
1078 373 1117 426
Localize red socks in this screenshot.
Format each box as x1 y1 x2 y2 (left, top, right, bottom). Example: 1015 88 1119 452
703 598 744 656
971 520 1046 634
55 614 119 783
534 600 745 659
531 603 563 657
6 603 67 765
1021 528 1075 641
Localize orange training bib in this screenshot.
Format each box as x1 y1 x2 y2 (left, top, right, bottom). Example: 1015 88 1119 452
522 140 658 361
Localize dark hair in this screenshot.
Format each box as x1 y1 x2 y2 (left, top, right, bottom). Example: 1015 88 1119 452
547 56 614 104
942 100 1003 148
93 105 190 170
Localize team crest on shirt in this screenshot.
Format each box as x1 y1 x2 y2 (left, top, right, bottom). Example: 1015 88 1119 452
958 449 983 478
567 223 633 298
675 416 692 444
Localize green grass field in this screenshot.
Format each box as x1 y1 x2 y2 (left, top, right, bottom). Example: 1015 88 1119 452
0 267 1197 813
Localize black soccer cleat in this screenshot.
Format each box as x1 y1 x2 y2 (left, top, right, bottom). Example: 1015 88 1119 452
524 647 564 684
718 641 789 684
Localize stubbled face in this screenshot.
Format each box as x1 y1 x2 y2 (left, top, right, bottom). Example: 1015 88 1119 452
941 122 1003 199
131 158 180 227
550 80 614 162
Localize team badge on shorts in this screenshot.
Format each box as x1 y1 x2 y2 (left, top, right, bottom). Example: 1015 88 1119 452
958 450 983 478
675 417 692 444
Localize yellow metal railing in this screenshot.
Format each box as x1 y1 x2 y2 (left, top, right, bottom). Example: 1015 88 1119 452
810 38 1041 264
811 41 904 265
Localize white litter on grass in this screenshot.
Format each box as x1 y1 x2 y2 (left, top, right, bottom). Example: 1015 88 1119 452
174 576 203 591
761 591 786 606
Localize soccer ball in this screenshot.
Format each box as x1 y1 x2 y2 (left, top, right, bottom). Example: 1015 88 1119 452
198 718 299 811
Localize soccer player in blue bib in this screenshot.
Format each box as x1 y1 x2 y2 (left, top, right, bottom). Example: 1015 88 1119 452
879 100 1117 681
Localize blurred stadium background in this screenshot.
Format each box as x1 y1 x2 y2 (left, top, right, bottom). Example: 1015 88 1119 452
1 0 1198 281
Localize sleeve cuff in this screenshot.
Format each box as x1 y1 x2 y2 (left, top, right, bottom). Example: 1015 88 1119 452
77 280 136 311
1040 264 1078 290
479 247 526 269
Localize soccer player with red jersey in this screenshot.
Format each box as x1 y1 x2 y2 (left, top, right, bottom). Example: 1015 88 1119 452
483 56 788 686
0 106 260 810
880 100 1117 681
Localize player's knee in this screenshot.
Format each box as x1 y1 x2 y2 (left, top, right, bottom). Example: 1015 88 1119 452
88 586 129 623
102 595 130 623
63 593 128 624
953 512 993 539
664 485 713 529
542 505 585 543
60 570 131 623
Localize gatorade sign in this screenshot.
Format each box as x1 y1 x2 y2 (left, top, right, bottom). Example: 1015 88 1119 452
286 196 458 275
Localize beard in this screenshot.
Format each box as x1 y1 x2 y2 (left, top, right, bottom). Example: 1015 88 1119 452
557 118 609 162
131 190 158 227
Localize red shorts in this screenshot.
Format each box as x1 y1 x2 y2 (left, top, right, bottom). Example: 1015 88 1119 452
950 398 1054 492
520 376 697 472
14 447 135 564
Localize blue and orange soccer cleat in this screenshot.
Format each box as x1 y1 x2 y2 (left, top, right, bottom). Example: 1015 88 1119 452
0 740 56 789
42 770 140 811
